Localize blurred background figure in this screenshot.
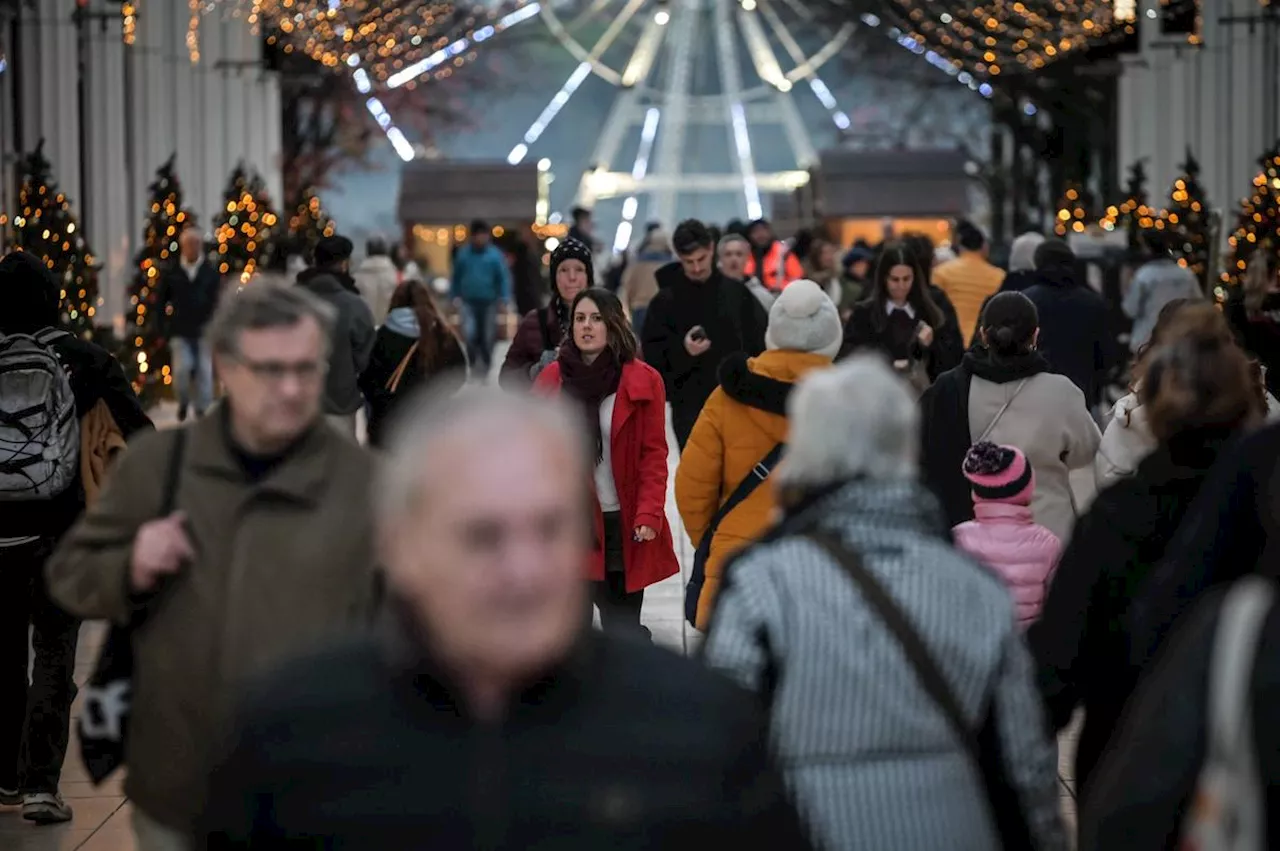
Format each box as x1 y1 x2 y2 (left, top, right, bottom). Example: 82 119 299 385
160 226 222 422
353 236 400 326
932 220 1004 347
677 280 840 630
359 279 468 448
620 227 672 334
501 237 591 387
450 219 512 376
801 236 842 309
702 356 1066 851
839 243 874 317
717 233 775 313
202 389 811 849
1226 248 1280 398
1124 230 1203 354
1000 232 1047 294
535 288 678 637
744 218 803 292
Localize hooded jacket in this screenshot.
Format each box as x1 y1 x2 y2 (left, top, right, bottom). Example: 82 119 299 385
296 268 377 415
676 350 832 628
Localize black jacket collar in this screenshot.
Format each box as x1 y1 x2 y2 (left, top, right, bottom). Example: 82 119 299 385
717 353 792 416
297 266 359 295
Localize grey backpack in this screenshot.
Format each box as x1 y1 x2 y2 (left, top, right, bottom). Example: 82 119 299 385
0 329 80 500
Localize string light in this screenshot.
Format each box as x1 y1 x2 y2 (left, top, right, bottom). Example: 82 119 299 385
188 0 202 64
214 164 279 285
1221 143 1280 299
286 188 337 262
122 2 138 46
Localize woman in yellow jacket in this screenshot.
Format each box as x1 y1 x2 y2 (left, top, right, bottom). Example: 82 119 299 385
677 279 842 629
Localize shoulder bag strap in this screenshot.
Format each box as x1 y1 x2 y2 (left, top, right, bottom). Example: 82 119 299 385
385 341 420 393
702 443 785 546
129 429 188 629
977 378 1029 444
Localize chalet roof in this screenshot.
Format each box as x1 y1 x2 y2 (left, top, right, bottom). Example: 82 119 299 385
814 148 971 218
397 161 540 224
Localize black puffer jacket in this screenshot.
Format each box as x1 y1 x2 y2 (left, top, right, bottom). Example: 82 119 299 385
296 268 377 415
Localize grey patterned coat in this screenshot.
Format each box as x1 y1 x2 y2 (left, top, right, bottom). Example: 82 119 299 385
701 479 1066 851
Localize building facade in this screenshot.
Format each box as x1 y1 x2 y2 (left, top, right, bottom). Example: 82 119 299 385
0 0 283 329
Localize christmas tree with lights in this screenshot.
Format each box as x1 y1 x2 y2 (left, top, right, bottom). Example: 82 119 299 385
1167 149 1212 289
213 163 279 284
11 140 100 337
1103 160 1159 251
1221 142 1280 293
285 187 335 265
125 155 192 405
1054 184 1092 237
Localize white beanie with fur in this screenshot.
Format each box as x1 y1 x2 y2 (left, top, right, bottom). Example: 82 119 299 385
765 279 843 359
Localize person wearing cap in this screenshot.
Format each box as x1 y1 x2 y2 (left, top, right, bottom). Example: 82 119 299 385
744 218 803 292
676 279 841 629
1021 238 1118 408
296 233 377 437
450 220 512 375
840 244 873 312
500 237 591 387
951 442 1061 629
160 226 224 421
932 220 1005 347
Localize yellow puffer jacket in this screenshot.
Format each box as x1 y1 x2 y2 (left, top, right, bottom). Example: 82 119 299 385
676 349 834 629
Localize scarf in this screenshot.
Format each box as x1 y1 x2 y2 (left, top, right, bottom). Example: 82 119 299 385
558 342 622 461
962 347 1050 384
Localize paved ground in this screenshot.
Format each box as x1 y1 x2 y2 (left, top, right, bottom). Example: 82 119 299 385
0 353 1082 848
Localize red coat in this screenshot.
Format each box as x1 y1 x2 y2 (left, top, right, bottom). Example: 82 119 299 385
534 358 680 592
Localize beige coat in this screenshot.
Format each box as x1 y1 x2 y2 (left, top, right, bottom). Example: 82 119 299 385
968 372 1101 543
47 413 380 831
354 255 400 325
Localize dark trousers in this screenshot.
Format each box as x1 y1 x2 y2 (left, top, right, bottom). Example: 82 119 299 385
590 513 647 637
0 538 80 794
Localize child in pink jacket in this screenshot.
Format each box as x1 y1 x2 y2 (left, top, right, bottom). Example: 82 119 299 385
952 442 1062 629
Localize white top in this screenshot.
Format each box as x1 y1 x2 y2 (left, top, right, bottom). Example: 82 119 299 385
181 259 202 280
594 394 620 512
885 301 916 319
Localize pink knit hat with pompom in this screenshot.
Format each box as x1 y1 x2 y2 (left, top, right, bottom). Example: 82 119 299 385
963 442 1035 506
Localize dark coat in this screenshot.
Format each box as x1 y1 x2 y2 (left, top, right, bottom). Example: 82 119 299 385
1079 583 1280 850
1129 423 1280 668
296 268 377 415
640 264 767 445
358 325 468 448
0 335 152 539
1026 434 1232 794
1226 290 1280 397
160 259 224 339
838 298 963 380
1021 268 1116 406
535 359 679 592
202 624 812 850
500 305 562 388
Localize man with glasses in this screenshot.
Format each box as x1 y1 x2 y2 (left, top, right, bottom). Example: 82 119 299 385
47 285 381 851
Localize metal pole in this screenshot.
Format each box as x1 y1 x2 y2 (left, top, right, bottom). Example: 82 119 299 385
123 6 136 269
75 1 92 247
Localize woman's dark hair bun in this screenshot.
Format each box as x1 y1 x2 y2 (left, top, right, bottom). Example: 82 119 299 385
993 327 1015 348
980 292 1038 358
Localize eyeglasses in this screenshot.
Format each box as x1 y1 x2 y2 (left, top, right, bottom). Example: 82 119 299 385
233 356 325 383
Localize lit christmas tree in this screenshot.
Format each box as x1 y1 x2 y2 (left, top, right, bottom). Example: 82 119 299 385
285 187 335 264
1054 184 1092 237
1221 142 1280 298
213 163 279 285
11 140 100 337
1101 160 1158 251
126 155 192 405
1167 148 1212 288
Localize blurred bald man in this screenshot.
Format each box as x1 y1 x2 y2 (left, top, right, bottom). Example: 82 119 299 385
203 388 811 851
161 227 223 420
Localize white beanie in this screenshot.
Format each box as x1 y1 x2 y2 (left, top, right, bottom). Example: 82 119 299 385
765 279 843 359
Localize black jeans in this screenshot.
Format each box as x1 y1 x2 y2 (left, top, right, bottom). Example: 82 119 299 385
590 513 647 637
0 538 80 794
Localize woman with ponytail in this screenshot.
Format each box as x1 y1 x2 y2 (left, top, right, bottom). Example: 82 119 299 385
920 291 1100 539
1028 303 1265 797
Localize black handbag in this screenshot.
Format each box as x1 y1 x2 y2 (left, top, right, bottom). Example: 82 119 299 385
77 429 187 784
805 529 1037 851
684 443 784 627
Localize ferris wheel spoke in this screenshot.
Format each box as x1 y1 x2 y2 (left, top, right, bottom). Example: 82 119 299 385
714 0 761 220
757 0 853 131
587 0 649 62
649 0 699 230
735 3 790 92
621 11 669 87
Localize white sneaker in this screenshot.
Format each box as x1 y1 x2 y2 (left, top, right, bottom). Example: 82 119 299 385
22 792 73 825
0 786 19 806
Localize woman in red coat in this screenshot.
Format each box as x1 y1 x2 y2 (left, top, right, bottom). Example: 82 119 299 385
534 287 679 636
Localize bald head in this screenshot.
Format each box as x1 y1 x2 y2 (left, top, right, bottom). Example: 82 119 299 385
180 228 204 263
377 388 592 685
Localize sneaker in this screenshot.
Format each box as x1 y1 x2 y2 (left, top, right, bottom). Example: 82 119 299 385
0 786 19 806
22 792 73 825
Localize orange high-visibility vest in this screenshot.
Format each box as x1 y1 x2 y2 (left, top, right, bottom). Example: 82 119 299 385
744 242 804 292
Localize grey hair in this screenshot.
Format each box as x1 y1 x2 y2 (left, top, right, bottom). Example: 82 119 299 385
375 385 589 522
205 282 337 358
718 233 750 252
1008 232 1046 273
776 355 919 490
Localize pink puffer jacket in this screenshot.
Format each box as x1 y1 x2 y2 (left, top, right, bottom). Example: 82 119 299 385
952 503 1062 628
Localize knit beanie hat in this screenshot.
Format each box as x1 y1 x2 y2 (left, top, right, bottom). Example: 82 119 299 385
765 279 843 359
550 237 594 289
0 249 60 335
963 441 1035 506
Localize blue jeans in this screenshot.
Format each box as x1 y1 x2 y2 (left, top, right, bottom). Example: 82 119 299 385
170 337 213 413
462 299 498 372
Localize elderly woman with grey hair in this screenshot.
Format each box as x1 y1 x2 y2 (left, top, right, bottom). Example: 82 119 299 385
701 355 1067 851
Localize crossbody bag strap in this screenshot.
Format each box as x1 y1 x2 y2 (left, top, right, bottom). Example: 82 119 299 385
703 443 785 544
977 378 1029 444
803 529 980 763
386 341 420 393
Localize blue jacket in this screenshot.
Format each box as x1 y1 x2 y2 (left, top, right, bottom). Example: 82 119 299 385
451 244 512 303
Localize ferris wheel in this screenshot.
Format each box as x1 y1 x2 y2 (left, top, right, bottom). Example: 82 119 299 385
504 0 857 246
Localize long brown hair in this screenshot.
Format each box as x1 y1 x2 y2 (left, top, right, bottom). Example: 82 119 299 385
570 288 638 361
391 279 461 372
867 242 945 330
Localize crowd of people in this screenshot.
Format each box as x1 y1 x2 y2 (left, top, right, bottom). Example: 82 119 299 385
2 203 1280 851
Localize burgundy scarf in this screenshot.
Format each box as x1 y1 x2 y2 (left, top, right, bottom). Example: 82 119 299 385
558 342 623 461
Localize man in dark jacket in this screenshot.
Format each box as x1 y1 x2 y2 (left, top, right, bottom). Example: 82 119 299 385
0 250 151 825
1021 239 1117 408
161 227 224 421
642 219 767 449
296 234 376 437
202 389 810 850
